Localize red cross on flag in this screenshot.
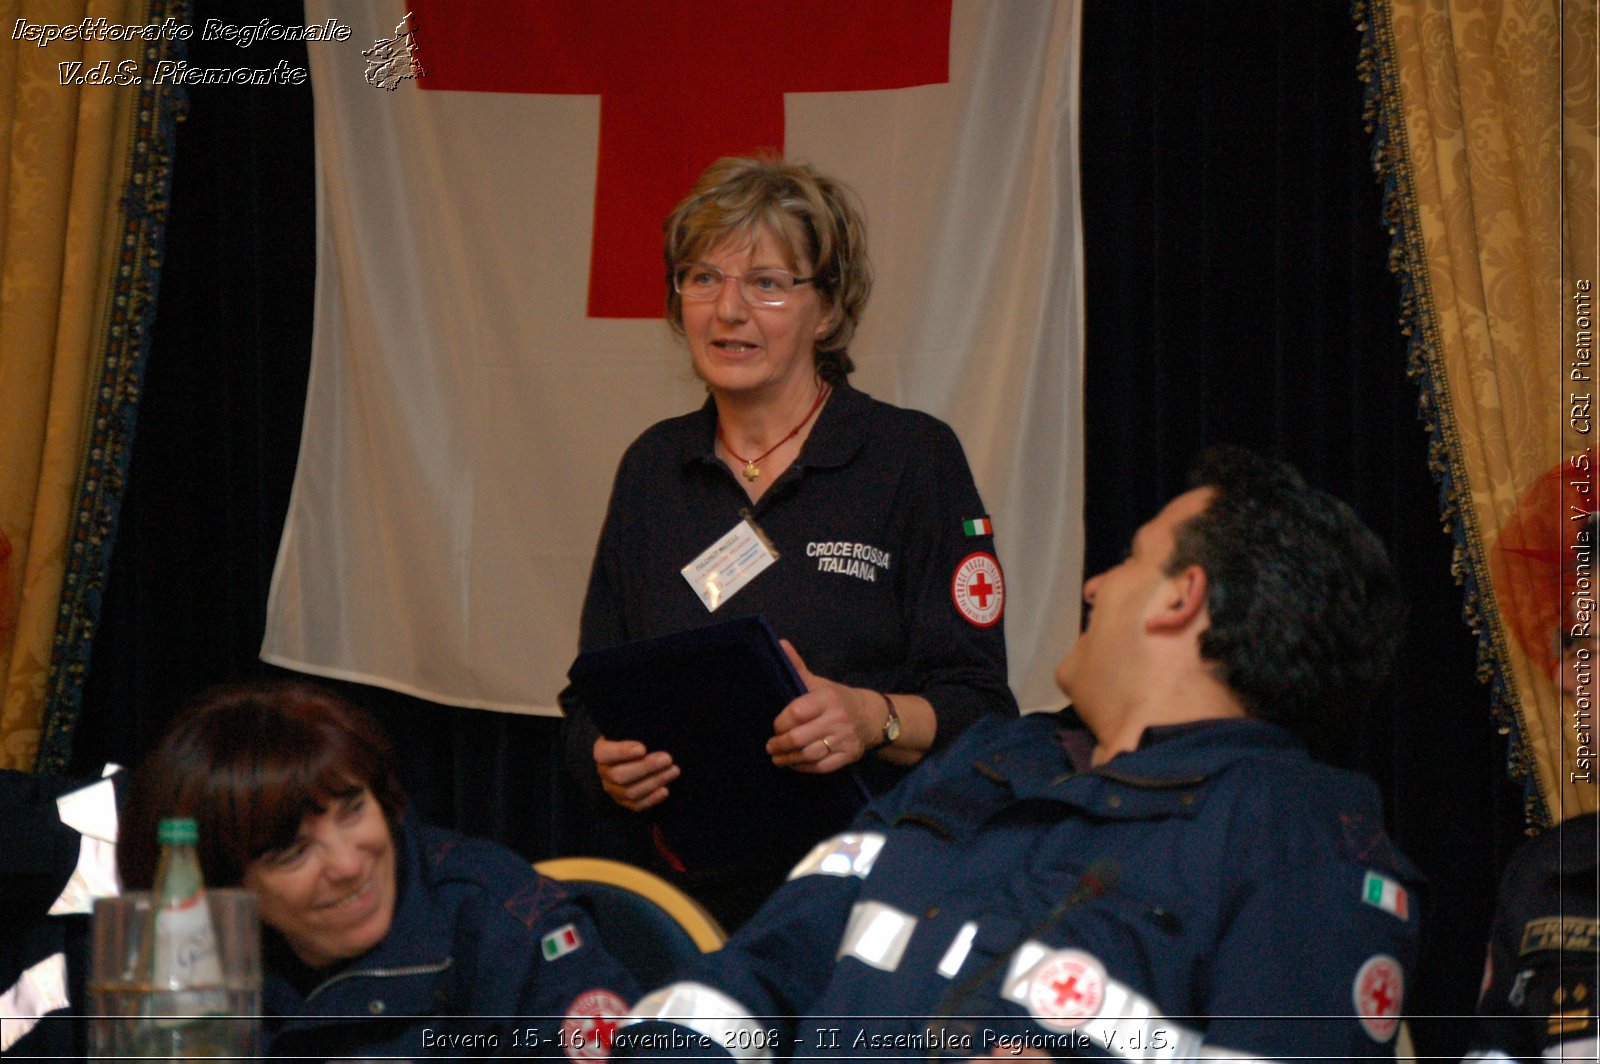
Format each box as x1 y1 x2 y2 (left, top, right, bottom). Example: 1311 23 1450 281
264 1 1084 714
411 0 951 318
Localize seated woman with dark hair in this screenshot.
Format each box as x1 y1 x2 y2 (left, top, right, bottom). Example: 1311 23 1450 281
119 681 636 1061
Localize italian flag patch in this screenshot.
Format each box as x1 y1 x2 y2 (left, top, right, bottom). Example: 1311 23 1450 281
963 517 993 537
1362 871 1409 920
542 923 582 960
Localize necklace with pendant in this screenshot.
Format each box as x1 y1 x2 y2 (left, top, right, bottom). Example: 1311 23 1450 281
716 384 831 482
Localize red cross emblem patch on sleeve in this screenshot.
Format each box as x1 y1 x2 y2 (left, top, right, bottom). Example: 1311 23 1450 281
1025 949 1106 1032
562 988 628 1061
952 551 1005 627
1353 954 1404 1042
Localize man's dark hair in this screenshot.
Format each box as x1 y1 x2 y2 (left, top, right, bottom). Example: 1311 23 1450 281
1166 445 1405 741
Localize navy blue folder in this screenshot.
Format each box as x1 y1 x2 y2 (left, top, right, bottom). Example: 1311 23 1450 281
567 615 860 867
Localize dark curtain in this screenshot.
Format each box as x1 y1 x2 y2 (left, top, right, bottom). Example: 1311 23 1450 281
69 3 314 770
68 0 1524 1055
1079 1 1526 1055
66 0 570 857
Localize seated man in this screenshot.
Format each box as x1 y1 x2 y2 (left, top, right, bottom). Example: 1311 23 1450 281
620 446 1422 1059
1466 810 1598 1062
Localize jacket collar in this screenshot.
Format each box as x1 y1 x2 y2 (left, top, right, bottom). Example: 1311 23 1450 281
898 714 1312 837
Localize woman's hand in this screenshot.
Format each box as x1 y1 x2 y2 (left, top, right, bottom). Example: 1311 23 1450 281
766 641 881 773
592 737 679 811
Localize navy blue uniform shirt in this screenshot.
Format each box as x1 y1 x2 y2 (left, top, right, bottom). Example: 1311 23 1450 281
561 384 1015 923
624 713 1424 1060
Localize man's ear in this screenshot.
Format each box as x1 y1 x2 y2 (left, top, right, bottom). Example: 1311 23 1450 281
1146 565 1209 633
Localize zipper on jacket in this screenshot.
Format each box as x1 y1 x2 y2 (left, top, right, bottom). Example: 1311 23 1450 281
305 956 454 1003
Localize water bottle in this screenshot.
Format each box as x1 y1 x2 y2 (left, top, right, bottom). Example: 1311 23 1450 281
137 817 233 1059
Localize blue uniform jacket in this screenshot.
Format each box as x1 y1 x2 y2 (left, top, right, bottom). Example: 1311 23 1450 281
624 713 1424 1059
264 816 637 1060
1467 811 1597 1061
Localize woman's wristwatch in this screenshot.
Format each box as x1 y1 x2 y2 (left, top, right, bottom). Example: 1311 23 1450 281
877 691 901 748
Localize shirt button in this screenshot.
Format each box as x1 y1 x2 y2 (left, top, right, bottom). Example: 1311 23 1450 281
1106 796 1122 809
368 1000 386 1015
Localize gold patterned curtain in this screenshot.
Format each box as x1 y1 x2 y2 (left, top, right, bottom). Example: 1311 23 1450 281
0 0 184 770
1362 0 1597 824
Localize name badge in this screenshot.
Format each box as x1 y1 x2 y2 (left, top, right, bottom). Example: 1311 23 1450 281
681 518 778 611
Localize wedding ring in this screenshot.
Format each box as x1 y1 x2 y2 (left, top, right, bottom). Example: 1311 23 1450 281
821 737 834 754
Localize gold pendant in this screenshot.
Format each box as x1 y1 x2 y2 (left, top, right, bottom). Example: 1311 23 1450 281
743 462 760 481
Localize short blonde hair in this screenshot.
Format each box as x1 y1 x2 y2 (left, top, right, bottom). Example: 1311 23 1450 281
663 155 872 385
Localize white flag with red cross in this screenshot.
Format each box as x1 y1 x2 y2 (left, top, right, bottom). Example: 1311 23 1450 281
263 0 1084 714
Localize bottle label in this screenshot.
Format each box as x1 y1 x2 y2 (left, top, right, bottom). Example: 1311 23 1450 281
153 893 225 988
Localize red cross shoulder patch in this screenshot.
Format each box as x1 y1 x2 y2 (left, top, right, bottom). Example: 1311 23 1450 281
952 551 1005 627
1352 953 1404 1043
1025 949 1106 1032
562 988 628 1061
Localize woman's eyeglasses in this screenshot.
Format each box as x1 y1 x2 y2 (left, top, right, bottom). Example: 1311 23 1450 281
673 264 817 307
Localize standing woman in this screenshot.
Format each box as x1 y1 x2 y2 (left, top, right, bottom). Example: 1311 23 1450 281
562 156 1016 929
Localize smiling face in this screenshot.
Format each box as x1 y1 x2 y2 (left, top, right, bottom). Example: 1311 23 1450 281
1055 487 1214 708
243 787 397 970
680 225 836 408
